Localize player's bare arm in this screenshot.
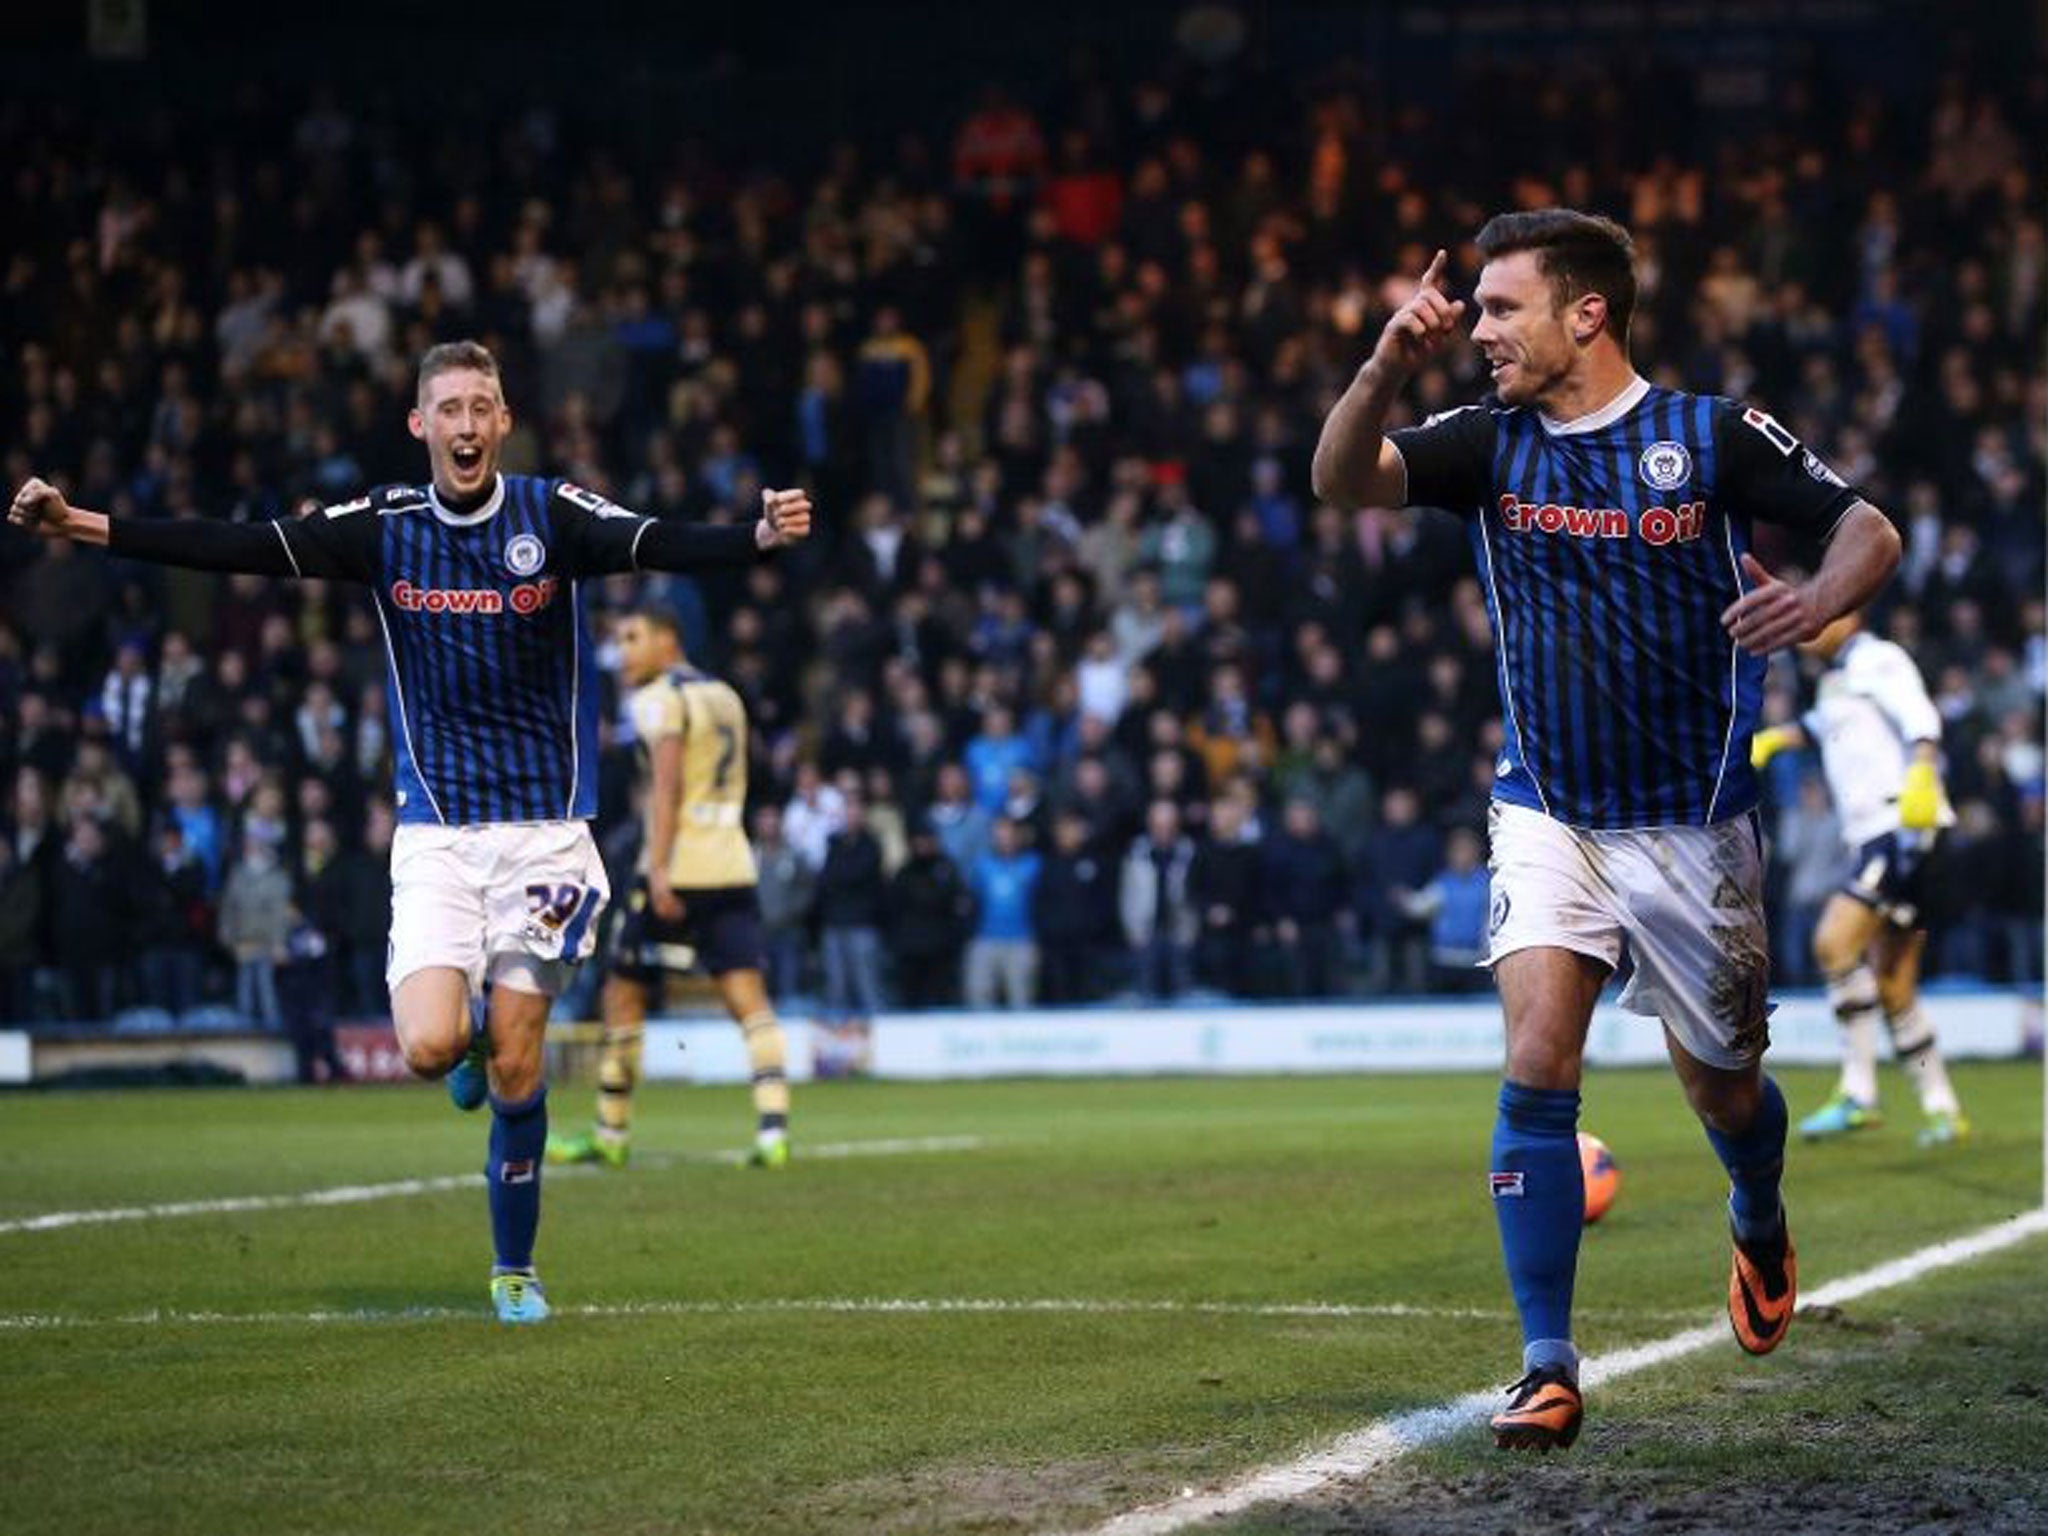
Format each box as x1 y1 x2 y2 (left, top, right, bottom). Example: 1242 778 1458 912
1311 249 1466 510
1720 503 1900 655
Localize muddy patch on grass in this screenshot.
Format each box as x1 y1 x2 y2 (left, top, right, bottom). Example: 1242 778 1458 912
1253 1463 2048 1535
796 1449 1213 1535
1218 1293 2047 1536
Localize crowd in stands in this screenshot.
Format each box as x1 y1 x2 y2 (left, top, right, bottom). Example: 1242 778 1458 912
1 28 2042 1030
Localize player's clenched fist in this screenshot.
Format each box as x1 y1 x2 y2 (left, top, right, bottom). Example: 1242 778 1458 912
755 487 814 550
8 476 73 537
1370 249 1468 377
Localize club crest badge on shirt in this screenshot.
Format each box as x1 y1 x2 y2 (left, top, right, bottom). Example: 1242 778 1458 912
504 533 546 577
1638 441 1692 492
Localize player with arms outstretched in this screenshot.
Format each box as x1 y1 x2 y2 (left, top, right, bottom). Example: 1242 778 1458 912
9 341 812 1323
1314 212 1901 1448
1752 612 1969 1147
548 605 794 1170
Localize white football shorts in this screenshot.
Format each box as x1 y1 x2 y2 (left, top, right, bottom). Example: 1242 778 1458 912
386 820 611 998
1486 800 1771 1069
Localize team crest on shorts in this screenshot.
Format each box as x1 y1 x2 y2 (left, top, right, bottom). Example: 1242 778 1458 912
504 533 547 577
1638 440 1692 492
1489 887 1512 937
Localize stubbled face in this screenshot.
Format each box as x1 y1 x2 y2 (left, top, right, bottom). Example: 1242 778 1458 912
1471 251 1581 411
616 616 675 688
410 366 510 502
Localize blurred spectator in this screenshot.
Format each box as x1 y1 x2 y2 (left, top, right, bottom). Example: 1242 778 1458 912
1360 787 1443 994
886 825 974 1009
753 804 816 1002
1264 799 1349 999
784 762 848 873
965 816 1042 1008
964 705 1034 815
53 815 127 1021
1188 662 1275 786
1190 793 1265 997
134 822 211 1015
218 832 291 1027
862 767 912 874
99 642 153 770
854 308 931 509
163 764 226 892
817 792 887 1026
928 760 993 874
304 810 390 1016
67 737 142 840
1773 776 1843 987
1033 809 1117 1004
1121 799 1197 1000
954 84 1046 271
276 907 350 1083
1140 483 1217 612
1401 827 1493 993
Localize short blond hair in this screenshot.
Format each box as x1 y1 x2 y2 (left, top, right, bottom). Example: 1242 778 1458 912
415 340 502 406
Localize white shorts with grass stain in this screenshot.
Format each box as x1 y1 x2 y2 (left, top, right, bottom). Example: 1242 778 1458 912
1486 800 1771 1069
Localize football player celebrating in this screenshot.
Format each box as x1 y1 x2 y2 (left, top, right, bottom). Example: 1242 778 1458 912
1753 611 1969 1147
1315 212 1900 1448
10 341 812 1323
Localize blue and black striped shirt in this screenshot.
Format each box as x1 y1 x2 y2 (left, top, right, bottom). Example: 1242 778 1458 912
275 475 753 826
1390 380 1858 830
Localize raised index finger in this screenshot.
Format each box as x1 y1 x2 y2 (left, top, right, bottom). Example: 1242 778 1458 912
1421 248 1449 292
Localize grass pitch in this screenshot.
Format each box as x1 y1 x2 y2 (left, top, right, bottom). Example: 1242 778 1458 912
2 1063 2041 1535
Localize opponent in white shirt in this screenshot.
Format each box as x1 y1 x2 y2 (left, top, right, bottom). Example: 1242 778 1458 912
1752 613 1969 1147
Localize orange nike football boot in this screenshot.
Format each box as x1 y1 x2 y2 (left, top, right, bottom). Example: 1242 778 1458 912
1490 1366 1583 1451
1727 1211 1797 1356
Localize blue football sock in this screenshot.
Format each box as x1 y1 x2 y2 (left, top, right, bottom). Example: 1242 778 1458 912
1706 1074 1787 1244
487 1086 547 1271
1490 1081 1583 1378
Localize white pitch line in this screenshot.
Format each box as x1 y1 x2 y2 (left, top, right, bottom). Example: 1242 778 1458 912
1087 1207 2048 1536
0 1173 486 1236
0 1135 989 1237
0 1294 1713 1334
698 1134 989 1165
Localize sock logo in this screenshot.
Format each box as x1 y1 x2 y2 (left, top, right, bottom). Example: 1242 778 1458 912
1489 1171 1526 1198
499 1158 537 1185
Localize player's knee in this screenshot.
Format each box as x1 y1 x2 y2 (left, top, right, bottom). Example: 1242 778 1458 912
490 1047 545 1102
1814 930 1859 976
1813 911 1866 976
399 1030 464 1079
1503 1032 1580 1091
1688 1073 1762 1135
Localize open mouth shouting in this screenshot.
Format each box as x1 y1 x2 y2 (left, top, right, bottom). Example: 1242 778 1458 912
448 442 488 482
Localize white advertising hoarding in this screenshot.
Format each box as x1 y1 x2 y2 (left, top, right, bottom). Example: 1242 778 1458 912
636 992 2035 1084
0 1031 30 1085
